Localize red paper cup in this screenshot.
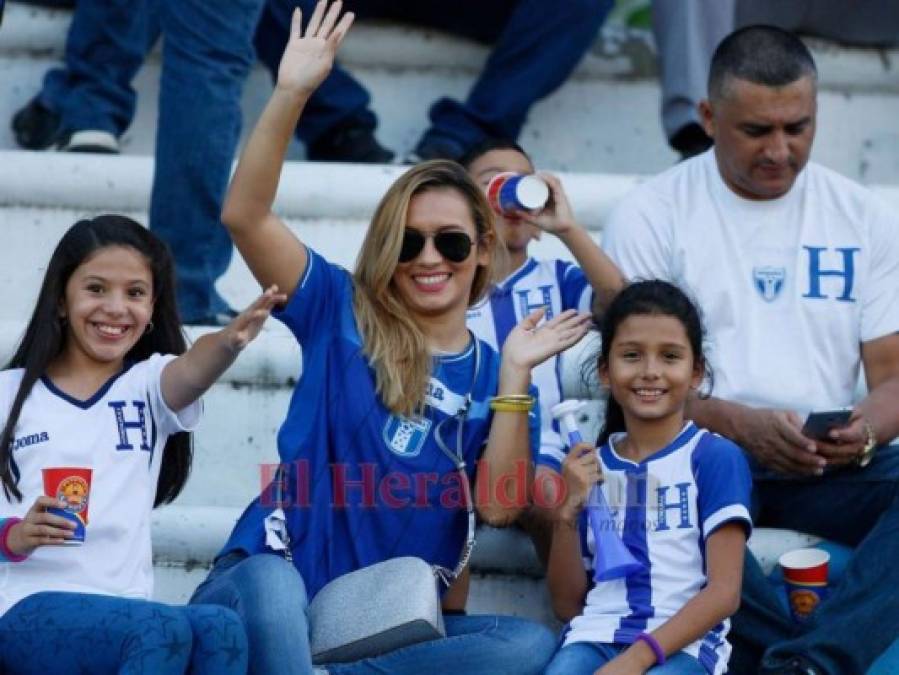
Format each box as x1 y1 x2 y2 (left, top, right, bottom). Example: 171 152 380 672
486 172 515 216
779 547 829 622
42 467 92 545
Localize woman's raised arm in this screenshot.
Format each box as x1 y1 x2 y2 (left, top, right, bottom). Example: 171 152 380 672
221 1 354 298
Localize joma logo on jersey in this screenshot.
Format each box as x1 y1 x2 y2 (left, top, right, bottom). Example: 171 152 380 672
383 415 432 458
11 431 50 451
108 400 150 452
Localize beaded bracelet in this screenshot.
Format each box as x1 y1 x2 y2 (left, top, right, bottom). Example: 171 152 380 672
0 517 27 563
635 632 666 666
489 395 535 413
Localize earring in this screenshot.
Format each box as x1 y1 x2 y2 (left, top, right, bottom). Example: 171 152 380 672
145 321 155 334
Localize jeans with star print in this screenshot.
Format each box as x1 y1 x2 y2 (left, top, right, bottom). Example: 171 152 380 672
0 591 247 674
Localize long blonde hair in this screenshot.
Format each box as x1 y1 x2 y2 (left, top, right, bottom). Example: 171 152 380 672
353 160 498 416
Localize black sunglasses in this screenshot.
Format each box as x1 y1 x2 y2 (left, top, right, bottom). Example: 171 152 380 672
398 229 474 263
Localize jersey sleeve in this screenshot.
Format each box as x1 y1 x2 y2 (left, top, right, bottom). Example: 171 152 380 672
273 246 352 343
556 260 593 313
602 187 676 283
145 353 202 437
691 434 753 540
860 198 899 343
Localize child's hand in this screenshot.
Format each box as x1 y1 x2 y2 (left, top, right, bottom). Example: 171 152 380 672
559 442 602 523
223 286 287 353
501 308 590 374
519 173 578 237
276 0 355 97
6 496 76 556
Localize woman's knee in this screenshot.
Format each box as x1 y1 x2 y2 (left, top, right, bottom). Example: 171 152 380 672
483 616 557 674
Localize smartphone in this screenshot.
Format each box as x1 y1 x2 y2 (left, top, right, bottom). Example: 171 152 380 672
801 410 852 440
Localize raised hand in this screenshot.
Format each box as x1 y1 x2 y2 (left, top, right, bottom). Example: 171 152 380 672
501 308 591 372
5 496 76 556
223 286 288 353
276 0 355 96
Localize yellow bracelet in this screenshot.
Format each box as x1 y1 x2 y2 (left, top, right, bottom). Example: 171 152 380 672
489 395 535 413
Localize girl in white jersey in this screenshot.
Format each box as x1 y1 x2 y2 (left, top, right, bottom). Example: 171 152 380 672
546 281 753 675
0 215 283 674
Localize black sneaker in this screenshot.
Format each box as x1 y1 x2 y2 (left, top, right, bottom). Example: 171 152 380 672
405 138 464 164
12 98 63 150
670 122 713 160
307 122 394 163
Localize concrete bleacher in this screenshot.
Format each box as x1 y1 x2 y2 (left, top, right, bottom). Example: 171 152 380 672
1 0 898 628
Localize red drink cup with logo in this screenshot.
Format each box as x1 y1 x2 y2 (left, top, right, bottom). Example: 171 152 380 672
779 547 829 622
42 467 92 544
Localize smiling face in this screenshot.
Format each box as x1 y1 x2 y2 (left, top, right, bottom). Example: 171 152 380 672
391 187 490 322
600 313 702 433
466 148 539 257
59 245 155 371
701 75 816 200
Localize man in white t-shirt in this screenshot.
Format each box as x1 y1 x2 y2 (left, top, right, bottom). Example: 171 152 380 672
603 26 899 675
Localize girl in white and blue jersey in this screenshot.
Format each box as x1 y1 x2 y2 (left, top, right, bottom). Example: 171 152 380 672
0 215 282 674
546 280 753 675
188 4 591 674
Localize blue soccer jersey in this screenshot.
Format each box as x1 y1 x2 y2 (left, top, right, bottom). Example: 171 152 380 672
564 423 752 674
466 257 592 470
221 249 539 599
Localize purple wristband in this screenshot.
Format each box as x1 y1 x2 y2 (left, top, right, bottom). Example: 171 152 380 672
635 632 666 665
0 517 28 562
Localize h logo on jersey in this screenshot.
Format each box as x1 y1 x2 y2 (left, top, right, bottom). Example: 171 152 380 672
108 400 150 452
383 415 432 458
802 246 858 303
752 266 786 302
516 285 554 320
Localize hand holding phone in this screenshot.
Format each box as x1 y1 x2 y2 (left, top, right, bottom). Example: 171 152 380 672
801 410 852 441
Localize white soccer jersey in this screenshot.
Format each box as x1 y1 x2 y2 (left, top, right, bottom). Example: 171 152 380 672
564 423 752 675
603 149 899 414
467 258 592 467
0 354 200 617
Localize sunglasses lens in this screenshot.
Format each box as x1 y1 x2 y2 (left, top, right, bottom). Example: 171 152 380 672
399 230 425 263
434 232 473 262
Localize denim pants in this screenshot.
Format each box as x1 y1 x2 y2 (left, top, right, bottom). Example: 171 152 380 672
38 0 264 321
254 0 613 154
189 551 557 675
0 591 247 674
545 641 705 674
729 445 899 675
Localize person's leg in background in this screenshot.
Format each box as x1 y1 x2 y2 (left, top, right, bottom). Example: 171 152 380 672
326 613 558 675
254 0 393 163
151 0 264 324
410 0 613 161
12 0 155 153
732 446 899 674
0 591 194 674
651 0 734 160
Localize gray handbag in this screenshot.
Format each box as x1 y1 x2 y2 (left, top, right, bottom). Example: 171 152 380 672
266 340 481 665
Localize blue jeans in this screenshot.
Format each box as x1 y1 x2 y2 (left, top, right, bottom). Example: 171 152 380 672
255 0 613 155
730 444 899 675
545 641 705 674
0 591 247 674
189 552 557 675
37 0 264 321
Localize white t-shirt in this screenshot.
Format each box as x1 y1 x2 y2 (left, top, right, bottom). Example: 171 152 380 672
0 354 200 617
564 423 752 675
466 257 593 468
603 149 899 413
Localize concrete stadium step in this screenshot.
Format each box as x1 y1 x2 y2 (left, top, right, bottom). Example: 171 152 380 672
3 1 899 179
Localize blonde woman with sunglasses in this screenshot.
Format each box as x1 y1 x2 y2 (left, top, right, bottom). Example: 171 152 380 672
188 3 590 674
